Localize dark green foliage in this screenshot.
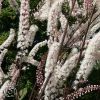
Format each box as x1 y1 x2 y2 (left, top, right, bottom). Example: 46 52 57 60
62 1 70 17
1 39 17 73
0 32 9 44
30 0 40 10
0 0 19 32
77 0 84 7
68 16 77 25
17 64 36 100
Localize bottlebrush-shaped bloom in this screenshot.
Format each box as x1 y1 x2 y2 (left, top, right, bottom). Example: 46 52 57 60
17 0 30 50
73 32 100 89
36 52 47 89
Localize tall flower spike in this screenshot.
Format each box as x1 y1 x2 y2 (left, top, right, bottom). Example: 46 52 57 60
73 31 100 89
0 49 8 85
0 29 15 50
0 69 20 100
43 51 84 100
56 53 81 86
44 42 60 100
34 0 57 21
36 52 48 89
0 28 15 83
17 0 30 59
66 85 100 100
47 0 64 36
48 52 84 100
27 40 47 65
28 25 38 46
47 0 67 48
0 80 10 100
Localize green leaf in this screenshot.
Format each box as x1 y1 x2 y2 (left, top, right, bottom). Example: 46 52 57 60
19 88 28 100
0 32 9 45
